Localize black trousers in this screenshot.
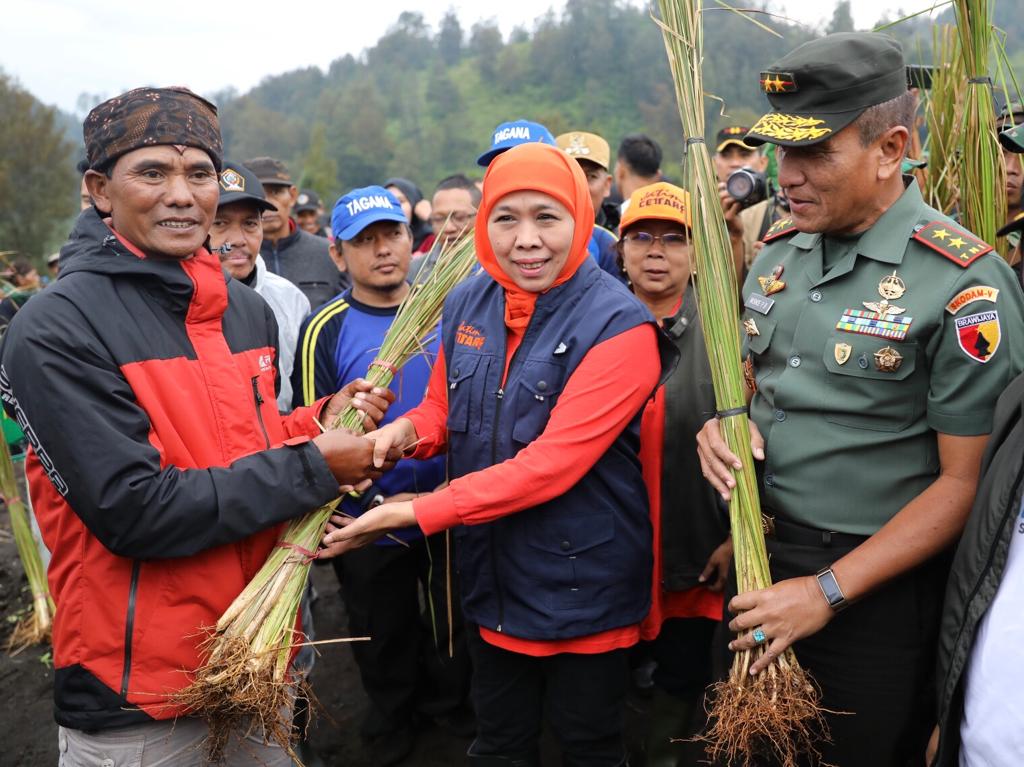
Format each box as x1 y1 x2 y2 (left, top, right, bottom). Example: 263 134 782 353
652 616 718 697
725 535 947 767
334 532 470 735
465 627 629 767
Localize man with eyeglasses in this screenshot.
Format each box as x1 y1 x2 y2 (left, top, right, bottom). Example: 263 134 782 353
408 173 480 284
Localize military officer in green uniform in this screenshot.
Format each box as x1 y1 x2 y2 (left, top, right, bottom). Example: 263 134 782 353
696 32 1024 766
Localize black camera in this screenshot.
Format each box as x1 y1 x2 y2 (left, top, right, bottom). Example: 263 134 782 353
726 167 769 209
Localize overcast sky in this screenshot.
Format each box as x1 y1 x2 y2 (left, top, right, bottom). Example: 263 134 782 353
4 0 934 114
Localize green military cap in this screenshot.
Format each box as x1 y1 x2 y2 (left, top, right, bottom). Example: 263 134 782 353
1000 123 1024 153
746 32 908 148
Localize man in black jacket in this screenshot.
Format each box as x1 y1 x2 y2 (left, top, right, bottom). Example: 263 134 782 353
246 155 347 307
935 369 1024 765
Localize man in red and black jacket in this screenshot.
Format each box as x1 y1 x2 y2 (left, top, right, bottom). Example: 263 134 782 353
0 86 398 765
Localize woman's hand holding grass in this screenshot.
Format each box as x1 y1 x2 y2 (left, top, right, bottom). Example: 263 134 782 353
318 501 418 558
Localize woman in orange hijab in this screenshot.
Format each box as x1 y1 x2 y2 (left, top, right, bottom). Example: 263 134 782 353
320 143 672 766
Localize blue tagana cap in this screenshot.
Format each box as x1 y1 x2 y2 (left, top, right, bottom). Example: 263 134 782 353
331 185 408 240
476 119 557 167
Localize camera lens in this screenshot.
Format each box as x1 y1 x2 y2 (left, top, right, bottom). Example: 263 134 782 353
727 172 755 201
726 167 768 209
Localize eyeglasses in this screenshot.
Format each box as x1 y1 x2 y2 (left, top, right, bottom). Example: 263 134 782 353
429 211 475 227
622 231 690 254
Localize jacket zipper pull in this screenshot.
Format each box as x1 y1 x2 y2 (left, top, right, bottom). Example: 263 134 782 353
496 388 504 400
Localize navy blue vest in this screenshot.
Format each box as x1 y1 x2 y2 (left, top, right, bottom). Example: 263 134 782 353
442 258 658 640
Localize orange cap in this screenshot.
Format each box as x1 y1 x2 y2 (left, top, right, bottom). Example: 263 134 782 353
620 182 692 232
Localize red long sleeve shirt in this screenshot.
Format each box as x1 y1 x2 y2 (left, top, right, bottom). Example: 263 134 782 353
406 323 660 655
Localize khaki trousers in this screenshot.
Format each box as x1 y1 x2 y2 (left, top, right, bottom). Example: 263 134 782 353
57 717 294 767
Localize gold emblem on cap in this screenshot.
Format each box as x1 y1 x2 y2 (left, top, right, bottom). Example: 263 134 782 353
744 318 760 337
219 169 245 193
834 342 852 365
878 271 906 300
566 133 591 156
749 113 831 143
874 346 903 372
758 264 786 296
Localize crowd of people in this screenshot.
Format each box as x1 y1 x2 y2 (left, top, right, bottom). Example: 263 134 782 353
5 28 1024 767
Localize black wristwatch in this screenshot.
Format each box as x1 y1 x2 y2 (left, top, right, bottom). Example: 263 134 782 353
815 567 849 612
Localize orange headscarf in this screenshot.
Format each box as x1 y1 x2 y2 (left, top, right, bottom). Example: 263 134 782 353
475 143 595 332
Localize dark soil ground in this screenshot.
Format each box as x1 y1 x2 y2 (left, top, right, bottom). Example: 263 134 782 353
0 515 709 767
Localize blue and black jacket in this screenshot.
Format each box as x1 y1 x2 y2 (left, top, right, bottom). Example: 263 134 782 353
442 258 672 639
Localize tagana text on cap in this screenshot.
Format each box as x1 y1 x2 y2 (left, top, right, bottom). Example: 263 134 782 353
477 119 556 167
745 32 907 147
556 131 611 170
331 186 408 241
620 182 692 232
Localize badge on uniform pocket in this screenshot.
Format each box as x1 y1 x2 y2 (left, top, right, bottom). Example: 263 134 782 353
874 346 903 372
834 342 851 365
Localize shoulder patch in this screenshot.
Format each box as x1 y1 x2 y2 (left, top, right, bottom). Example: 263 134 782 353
761 217 798 243
912 221 992 268
945 285 999 315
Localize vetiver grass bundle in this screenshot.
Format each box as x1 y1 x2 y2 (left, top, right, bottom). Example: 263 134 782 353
952 0 1006 248
174 229 477 762
654 2 825 765
1 432 53 653
921 26 966 218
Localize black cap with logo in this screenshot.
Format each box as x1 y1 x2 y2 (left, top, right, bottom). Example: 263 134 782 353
745 32 908 147
218 160 276 212
295 189 322 214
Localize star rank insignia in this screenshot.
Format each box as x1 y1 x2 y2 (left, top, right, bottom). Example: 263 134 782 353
913 221 993 267
759 71 799 93
762 218 798 243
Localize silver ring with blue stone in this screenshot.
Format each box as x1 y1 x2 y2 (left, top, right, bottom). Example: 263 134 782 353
752 627 767 644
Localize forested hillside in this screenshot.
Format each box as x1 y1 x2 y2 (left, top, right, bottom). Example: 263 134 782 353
3 0 1023 257
211 0 1023 200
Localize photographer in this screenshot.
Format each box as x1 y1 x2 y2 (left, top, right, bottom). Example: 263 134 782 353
713 126 787 280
